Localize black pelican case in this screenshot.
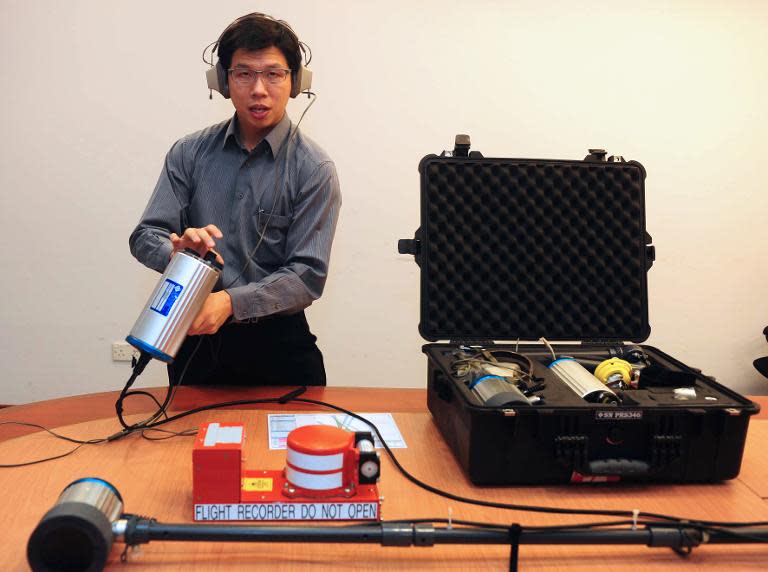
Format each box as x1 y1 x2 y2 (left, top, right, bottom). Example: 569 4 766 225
398 136 759 485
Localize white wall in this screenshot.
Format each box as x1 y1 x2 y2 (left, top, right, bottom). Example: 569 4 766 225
1 0 766 403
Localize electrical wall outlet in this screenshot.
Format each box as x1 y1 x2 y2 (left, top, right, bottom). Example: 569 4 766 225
112 341 138 362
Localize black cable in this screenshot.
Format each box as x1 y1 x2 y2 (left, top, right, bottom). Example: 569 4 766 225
366 518 768 546
131 392 308 429
120 516 768 549
0 420 113 467
140 427 198 441
3 21 319 467
124 45 320 434
288 398 658 519
300 41 312 66
0 420 112 467
6 387 768 534
131 393 767 529
119 390 166 415
0 421 107 445
0 335 208 466
281 397 768 530
702 525 768 543
115 352 152 430
367 518 652 532
201 41 217 65
119 390 768 529
112 334 205 440
0 421 110 468
0 385 304 467
0 443 87 468
132 336 203 428
222 93 317 290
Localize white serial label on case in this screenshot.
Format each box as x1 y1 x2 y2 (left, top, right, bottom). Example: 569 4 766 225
595 410 643 421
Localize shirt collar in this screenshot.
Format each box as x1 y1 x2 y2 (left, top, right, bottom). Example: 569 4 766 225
263 113 292 157
223 113 292 157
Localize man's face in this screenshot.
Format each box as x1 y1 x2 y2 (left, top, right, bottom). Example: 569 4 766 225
228 46 292 145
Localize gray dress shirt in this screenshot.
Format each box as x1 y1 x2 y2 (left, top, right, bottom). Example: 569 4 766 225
129 113 341 321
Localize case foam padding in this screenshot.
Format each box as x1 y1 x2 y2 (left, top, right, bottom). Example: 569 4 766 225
419 158 649 341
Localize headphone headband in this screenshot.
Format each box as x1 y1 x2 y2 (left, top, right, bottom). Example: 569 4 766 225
213 12 303 62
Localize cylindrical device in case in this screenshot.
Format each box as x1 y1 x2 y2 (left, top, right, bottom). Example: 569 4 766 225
126 250 222 362
549 358 620 405
469 374 530 407
594 358 633 389
27 478 123 572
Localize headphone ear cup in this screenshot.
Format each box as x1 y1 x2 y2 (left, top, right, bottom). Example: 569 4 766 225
217 61 230 99
290 65 312 98
205 61 230 99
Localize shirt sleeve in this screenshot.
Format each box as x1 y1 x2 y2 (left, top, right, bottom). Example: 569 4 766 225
129 140 192 273
225 160 341 320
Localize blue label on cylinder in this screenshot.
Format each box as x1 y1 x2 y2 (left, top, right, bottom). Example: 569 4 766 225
150 279 183 316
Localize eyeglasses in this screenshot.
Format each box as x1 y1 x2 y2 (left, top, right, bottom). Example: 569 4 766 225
227 68 291 87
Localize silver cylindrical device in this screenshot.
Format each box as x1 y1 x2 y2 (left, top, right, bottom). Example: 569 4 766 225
55 478 123 523
549 358 620 405
469 374 530 407
27 478 123 572
127 250 222 362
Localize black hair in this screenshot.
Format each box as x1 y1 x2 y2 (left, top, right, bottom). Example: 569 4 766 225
217 13 302 75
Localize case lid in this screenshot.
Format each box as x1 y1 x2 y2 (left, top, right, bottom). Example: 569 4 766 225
402 144 653 343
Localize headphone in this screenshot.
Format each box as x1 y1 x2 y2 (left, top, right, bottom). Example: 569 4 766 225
204 12 313 99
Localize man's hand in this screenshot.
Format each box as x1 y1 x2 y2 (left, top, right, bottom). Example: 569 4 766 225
189 291 233 335
170 225 224 259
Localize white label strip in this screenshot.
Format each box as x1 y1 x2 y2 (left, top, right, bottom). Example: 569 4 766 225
203 423 220 447
284 466 343 490
286 449 344 472
203 423 243 447
194 502 379 521
216 426 243 444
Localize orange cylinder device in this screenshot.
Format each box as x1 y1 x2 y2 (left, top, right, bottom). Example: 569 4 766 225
283 425 380 499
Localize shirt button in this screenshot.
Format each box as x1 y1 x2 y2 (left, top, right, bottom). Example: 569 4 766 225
238 193 244 199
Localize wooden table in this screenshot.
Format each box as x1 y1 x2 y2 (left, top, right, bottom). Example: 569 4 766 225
1 388 766 571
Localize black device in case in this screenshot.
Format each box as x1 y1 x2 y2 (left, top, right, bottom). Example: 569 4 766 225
398 136 759 485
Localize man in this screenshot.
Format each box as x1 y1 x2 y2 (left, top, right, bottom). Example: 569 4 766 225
129 13 340 386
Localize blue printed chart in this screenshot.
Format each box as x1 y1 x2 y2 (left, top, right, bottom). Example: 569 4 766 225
267 413 407 450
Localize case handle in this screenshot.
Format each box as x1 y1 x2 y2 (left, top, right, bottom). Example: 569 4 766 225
398 228 423 267
454 134 471 157
584 148 608 162
398 238 420 255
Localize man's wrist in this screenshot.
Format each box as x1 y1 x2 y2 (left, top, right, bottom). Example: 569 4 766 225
220 290 233 315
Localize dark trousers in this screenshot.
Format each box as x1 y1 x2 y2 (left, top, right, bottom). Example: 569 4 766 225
167 311 326 386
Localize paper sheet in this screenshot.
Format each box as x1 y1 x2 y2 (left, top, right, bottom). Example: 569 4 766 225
267 412 407 450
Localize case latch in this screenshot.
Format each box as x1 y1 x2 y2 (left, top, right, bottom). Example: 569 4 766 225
645 230 655 270
440 134 484 158
584 148 607 162
650 434 683 468
554 435 589 467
